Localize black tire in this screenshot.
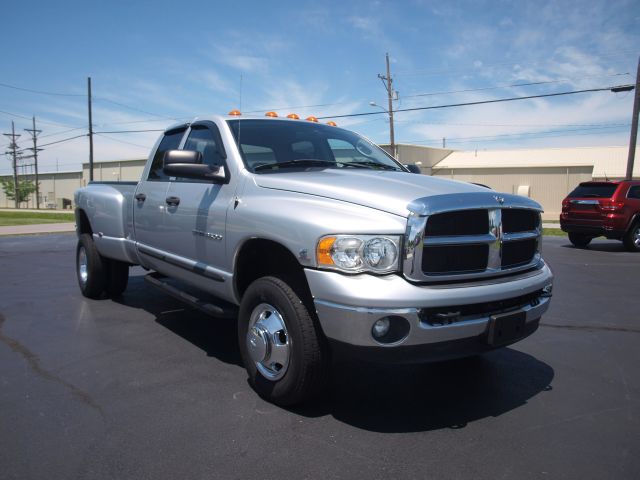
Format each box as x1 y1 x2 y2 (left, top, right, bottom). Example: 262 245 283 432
76 233 107 299
568 232 592 248
238 276 328 406
623 222 640 252
106 259 129 296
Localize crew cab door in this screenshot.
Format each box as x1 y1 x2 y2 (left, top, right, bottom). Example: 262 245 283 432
134 125 188 271
162 121 234 289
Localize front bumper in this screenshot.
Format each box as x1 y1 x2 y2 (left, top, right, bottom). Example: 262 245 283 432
305 262 553 356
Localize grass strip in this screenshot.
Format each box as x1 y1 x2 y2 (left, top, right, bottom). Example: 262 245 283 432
0 211 75 226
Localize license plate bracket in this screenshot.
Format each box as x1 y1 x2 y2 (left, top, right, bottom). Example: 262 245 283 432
485 311 526 346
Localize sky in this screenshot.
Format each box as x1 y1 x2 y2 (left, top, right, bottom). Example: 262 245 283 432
0 0 638 175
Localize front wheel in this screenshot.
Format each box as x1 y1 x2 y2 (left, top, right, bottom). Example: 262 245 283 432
568 232 592 248
623 222 640 252
238 276 328 406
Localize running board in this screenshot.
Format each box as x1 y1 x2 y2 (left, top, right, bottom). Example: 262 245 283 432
144 272 237 319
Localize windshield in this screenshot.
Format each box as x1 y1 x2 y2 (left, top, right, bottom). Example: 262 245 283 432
227 119 403 173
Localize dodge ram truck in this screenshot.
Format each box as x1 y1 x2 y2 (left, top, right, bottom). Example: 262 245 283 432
74 113 554 405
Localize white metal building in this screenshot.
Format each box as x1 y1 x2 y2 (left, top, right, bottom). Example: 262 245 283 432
0 145 637 218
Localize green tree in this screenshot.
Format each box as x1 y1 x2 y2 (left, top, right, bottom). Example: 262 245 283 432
0 177 38 204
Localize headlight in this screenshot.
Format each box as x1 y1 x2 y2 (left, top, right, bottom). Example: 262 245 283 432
316 235 401 273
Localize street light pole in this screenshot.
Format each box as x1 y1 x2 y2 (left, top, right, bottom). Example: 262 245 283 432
625 57 640 180
377 52 396 158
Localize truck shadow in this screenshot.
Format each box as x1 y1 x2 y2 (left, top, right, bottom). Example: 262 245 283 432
117 275 554 433
112 275 242 367
294 348 554 433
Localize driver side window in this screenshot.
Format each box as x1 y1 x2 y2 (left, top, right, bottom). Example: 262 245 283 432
183 125 224 168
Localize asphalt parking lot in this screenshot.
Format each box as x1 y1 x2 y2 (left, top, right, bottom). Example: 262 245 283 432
1 234 638 480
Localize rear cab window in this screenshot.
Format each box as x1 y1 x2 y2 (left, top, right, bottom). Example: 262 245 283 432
148 127 187 181
568 183 619 198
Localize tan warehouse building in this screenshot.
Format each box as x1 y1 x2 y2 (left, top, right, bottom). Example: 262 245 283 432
1 146 637 219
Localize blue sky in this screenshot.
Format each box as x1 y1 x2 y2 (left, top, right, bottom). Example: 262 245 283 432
1 0 638 174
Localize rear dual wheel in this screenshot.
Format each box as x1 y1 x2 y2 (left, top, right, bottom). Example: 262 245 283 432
76 233 129 299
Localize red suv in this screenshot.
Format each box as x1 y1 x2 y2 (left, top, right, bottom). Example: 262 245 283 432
560 181 640 251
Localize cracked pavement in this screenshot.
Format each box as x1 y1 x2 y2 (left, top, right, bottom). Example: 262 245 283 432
0 234 638 479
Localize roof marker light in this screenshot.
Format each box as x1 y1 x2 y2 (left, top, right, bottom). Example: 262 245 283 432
326 121 337 126
265 111 278 117
228 110 242 116
306 116 319 123
287 113 300 119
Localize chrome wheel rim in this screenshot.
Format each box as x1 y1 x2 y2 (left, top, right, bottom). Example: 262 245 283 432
78 246 88 286
246 303 290 381
634 227 640 248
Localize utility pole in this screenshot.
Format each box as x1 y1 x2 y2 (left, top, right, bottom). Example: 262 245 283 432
3 121 20 209
378 53 396 158
625 57 640 180
24 116 42 208
88 76 94 181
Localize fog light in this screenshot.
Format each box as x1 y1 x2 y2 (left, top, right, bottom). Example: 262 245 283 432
542 283 553 297
372 318 391 338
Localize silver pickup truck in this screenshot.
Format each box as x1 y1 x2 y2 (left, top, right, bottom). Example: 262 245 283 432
74 114 553 405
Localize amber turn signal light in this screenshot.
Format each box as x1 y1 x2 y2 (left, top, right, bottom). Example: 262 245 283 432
316 236 336 265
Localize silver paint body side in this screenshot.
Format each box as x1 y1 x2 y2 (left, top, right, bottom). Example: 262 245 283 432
74 115 554 350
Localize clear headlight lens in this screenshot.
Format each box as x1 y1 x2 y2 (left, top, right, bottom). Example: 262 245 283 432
316 235 401 273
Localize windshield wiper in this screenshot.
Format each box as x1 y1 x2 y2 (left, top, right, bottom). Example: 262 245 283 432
254 159 372 172
350 161 400 171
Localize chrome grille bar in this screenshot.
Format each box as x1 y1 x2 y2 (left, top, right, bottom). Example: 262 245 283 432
403 192 543 283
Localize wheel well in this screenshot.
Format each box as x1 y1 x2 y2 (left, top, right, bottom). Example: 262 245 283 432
628 212 640 231
75 209 92 235
235 239 311 302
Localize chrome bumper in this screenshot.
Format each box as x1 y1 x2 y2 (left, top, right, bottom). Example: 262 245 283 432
305 263 553 349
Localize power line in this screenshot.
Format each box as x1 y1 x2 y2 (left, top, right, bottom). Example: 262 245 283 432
393 120 630 128
38 126 87 140
0 109 82 128
38 134 87 148
394 49 638 76
93 97 178 120
95 133 154 149
0 81 85 97
403 124 630 145
93 129 164 134
243 101 357 114
318 85 636 120
401 73 631 99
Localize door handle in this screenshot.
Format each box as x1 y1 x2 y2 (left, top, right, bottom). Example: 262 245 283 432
135 193 146 202
165 196 180 206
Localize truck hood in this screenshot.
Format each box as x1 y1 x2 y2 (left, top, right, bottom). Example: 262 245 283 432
253 169 487 217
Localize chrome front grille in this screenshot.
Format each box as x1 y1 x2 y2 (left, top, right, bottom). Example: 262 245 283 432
404 192 542 282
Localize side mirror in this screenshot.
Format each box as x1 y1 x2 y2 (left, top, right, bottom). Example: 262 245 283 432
164 149 201 165
163 150 226 182
404 164 421 174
